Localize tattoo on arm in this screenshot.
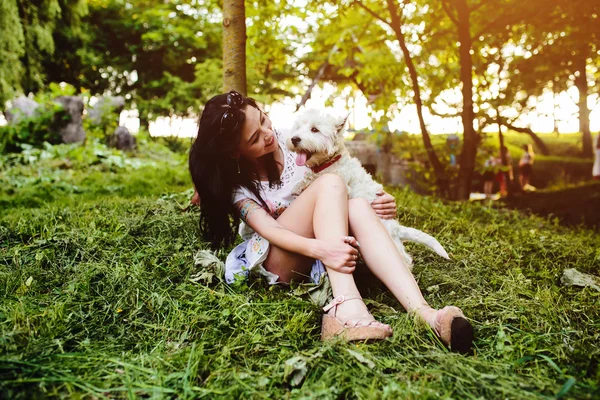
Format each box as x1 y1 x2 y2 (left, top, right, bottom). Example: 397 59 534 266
238 200 262 222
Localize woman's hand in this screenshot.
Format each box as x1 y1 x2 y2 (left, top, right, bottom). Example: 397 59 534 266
370 191 397 220
313 236 360 274
191 189 201 206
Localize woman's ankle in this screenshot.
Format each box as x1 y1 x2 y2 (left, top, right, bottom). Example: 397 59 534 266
414 306 438 329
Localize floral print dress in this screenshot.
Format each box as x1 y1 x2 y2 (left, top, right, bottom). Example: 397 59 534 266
224 129 326 285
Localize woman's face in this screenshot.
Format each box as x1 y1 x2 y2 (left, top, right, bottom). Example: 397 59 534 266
237 105 277 161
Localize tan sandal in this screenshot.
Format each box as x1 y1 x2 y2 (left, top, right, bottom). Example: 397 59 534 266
321 294 393 341
433 306 474 354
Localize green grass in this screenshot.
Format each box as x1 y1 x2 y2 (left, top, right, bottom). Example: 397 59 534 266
1 142 599 398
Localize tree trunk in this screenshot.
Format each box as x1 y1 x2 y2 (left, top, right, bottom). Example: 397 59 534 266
386 0 449 197
222 0 246 95
574 51 592 157
139 113 150 134
453 0 477 201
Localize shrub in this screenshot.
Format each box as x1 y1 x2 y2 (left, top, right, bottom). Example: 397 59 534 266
528 156 594 189
0 83 78 154
0 102 69 153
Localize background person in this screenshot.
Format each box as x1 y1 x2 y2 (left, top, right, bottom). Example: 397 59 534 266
519 144 535 190
497 146 513 197
483 154 498 199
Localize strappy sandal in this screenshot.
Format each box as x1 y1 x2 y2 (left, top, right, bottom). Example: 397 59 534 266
433 306 474 354
321 294 393 341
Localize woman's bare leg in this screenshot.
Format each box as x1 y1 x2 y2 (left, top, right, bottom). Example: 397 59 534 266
347 198 438 326
264 174 388 327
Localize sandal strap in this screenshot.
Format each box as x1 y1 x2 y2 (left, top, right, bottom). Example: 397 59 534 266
322 294 363 313
343 318 383 329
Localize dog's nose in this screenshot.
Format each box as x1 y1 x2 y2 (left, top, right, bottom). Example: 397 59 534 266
291 136 301 146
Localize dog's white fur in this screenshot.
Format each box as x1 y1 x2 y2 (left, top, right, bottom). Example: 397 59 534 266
287 109 450 269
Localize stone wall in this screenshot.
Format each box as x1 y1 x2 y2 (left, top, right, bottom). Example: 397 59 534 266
345 138 408 186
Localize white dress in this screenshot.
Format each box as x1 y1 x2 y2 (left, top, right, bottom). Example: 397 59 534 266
224 128 326 284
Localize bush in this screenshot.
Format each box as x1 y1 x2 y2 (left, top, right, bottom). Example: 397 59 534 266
528 156 594 189
0 102 69 153
0 83 79 154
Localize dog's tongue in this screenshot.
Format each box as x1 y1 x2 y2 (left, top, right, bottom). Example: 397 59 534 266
296 152 307 166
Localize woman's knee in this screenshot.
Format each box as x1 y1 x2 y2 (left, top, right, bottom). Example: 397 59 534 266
313 173 347 195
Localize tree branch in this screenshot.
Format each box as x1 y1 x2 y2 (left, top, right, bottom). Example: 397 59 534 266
441 0 459 25
469 0 489 13
353 0 391 26
296 61 329 111
429 106 461 119
472 7 538 40
499 119 550 155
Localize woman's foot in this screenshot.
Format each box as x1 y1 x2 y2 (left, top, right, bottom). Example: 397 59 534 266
321 294 393 341
417 306 474 354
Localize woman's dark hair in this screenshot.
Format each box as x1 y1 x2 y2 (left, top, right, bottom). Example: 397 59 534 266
189 91 281 250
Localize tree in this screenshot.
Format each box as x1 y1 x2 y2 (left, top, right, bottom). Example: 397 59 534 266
438 0 477 200
488 0 599 157
0 0 24 108
382 0 449 195
298 1 450 194
222 0 246 95
0 0 87 109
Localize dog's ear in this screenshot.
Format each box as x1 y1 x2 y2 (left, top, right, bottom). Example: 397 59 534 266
335 114 349 133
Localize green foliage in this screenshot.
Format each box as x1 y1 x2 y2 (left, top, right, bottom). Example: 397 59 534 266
390 131 454 194
0 0 25 107
82 101 120 143
151 135 192 155
0 0 88 106
1 149 599 397
0 104 68 154
0 139 187 209
245 1 308 102
50 0 224 123
0 83 81 153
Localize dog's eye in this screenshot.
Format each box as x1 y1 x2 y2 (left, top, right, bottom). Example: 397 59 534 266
310 127 319 133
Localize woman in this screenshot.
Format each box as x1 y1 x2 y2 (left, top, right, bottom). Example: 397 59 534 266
519 144 535 190
593 134 600 180
496 146 513 197
189 91 473 353
483 154 498 199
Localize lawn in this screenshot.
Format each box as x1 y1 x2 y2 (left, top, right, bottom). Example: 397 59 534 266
1 140 599 399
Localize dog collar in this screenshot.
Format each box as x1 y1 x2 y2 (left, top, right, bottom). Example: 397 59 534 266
310 155 342 173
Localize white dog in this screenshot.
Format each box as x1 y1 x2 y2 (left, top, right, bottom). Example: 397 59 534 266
286 109 450 269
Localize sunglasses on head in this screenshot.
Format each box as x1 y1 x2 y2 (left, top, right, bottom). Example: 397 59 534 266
219 91 244 134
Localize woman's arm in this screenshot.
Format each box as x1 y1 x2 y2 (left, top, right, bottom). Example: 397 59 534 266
235 199 359 272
